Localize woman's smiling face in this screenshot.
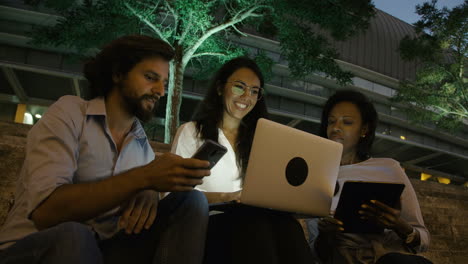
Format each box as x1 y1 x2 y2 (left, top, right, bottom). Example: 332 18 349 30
222 67 261 121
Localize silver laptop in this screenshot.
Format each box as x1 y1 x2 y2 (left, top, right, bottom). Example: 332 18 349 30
240 118 343 216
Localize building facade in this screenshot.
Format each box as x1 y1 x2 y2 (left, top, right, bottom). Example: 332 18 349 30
0 1 467 184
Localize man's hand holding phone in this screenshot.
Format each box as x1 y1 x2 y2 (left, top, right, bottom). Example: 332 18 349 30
140 153 211 192
191 140 227 169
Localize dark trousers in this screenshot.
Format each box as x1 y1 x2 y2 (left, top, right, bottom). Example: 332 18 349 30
376 253 433 264
204 205 314 264
0 190 208 264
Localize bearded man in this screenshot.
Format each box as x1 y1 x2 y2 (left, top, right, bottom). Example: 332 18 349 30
0 35 211 264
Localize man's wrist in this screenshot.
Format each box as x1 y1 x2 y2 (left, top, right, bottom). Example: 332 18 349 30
128 165 152 191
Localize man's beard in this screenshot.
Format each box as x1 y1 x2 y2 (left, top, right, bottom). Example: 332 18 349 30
123 92 159 123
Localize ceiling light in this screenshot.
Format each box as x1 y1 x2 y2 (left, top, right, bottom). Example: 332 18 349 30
23 113 33 125
420 173 431 181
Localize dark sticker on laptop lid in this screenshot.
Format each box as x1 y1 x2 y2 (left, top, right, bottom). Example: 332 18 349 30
285 157 308 186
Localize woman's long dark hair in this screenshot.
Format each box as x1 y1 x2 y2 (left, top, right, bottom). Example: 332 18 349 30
192 57 268 179
319 90 378 161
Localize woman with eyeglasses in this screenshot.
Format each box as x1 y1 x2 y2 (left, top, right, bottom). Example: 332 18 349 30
172 57 314 264
172 57 266 202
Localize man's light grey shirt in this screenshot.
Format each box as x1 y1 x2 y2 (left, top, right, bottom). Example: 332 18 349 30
0 96 155 249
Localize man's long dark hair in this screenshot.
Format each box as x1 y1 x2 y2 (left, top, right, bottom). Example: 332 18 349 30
193 57 268 179
83 35 174 99
319 90 378 161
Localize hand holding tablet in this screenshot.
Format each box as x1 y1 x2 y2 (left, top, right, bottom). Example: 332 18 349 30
334 181 405 233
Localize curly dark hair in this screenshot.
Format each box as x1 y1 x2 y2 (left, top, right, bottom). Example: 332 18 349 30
83 35 174 99
193 57 269 179
319 90 378 161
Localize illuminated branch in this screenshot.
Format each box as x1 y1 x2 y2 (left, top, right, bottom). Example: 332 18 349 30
192 52 227 58
159 10 171 26
178 10 193 45
124 2 170 44
164 0 177 19
223 0 238 16
232 24 248 37
455 101 468 115
182 4 270 66
164 0 178 33
434 105 468 118
146 0 161 14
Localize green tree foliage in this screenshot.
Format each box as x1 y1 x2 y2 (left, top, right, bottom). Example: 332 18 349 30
29 0 375 142
396 0 467 130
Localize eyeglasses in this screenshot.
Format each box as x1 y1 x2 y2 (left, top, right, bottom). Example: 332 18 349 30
226 81 263 100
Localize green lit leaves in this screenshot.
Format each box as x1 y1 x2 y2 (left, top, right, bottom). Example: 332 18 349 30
30 0 141 54
271 0 374 41
29 0 376 141
264 0 374 84
395 0 467 130
188 34 246 79
275 19 352 85
172 0 216 46
400 0 467 63
394 63 467 130
253 51 274 82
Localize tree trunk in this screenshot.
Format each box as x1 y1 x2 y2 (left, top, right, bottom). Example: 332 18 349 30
164 56 185 144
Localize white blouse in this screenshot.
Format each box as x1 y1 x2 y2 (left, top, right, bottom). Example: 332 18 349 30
171 122 242 192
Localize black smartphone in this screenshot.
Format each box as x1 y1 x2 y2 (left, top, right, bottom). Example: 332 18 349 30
191 139 228 169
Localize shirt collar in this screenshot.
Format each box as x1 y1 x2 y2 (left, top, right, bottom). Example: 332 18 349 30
86 97 148 145
132 119 148 144
86 97 106 116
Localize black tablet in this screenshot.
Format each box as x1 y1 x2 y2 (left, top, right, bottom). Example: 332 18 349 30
334 181 405 234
